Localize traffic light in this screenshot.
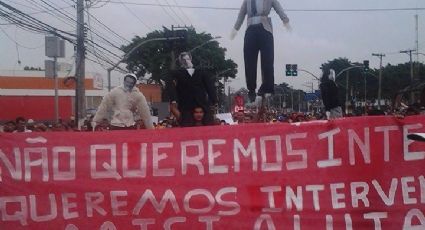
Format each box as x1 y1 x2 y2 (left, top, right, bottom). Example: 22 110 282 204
285 64 292 76
363 60 369 71
285 64 298 76
292 64 298 76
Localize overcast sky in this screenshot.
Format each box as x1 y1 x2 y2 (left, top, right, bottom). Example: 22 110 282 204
0 0 424 92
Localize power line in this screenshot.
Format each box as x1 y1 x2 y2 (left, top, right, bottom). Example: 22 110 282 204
32 0 124 52
0 2 76 39
88 0 110 9
38 0 120 50
24 0 77 30
0 1 123 68
0 26 43 49
85 4 124 70
154 0 180 25
38 0 77 23
59 0 129 45
117 0 153 30
96 2 425 12
5 1 40 12
83 8 130 44
86 4 109 70
162 0 186 25
171 0 192 25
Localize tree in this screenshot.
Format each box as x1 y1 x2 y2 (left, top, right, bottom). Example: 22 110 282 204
381 62 425 103
121 28 238 101
321 58 425 108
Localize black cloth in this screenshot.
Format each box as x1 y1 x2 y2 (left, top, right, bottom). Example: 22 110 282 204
319 79 341 111
167 68 218 127
251 0 257 15
244 24 275 94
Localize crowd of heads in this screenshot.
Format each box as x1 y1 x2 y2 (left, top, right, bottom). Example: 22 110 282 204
1 104 423 133
1 116 75 133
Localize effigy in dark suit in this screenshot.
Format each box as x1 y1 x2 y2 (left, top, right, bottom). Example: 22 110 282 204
167 52 218 127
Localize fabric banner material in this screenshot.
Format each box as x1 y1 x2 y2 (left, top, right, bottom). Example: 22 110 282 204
0 116 424 229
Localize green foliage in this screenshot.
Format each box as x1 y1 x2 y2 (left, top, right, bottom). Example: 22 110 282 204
120 28 237 86
321 58 425 105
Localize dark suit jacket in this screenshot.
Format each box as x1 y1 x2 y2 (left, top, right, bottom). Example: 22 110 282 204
167 68 218 111
320 79 341 111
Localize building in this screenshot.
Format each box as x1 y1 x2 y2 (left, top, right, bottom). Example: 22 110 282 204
0 70 162 121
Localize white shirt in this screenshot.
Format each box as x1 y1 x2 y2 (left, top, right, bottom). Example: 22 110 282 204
233 0 289 34
93 86 154 129
186 68 195 76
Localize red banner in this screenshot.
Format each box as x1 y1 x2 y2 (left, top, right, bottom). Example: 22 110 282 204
0 116 424 229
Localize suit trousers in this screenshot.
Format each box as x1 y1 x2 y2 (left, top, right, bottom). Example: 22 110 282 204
243 24 274 94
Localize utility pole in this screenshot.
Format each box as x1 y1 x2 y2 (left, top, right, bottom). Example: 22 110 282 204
228 85 231 113
298 90 301 112
372 53 385 109
400 49 416 103
345 71 349 114
415 15 420 79
415 15 419 64
75 0 86 125
53 56 58 123
291 89 294 111
167 25 189 70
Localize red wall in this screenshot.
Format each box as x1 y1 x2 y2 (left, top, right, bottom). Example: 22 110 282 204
0 96 73 121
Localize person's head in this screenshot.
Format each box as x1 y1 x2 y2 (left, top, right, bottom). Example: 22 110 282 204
26 119 35 130
123 74 138 92
178 52 193 69
33 123 48 132
193 107 205 123
234 111 245 123
3 121 16 132
15 117 26 132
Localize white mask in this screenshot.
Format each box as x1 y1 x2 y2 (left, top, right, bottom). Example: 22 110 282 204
123 76 136 92
180 54 193 69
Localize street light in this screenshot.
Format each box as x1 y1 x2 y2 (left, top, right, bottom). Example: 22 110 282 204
334 65 364 114
298 68 320 81
107 37 184 91
372 53 385 109
189 36 222 53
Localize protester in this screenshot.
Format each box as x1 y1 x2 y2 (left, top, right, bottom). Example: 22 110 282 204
93 74 154 130
2 121 16 133
192 106 206 126
13 117 32 133
33 123 48 132
167 52 218 127
231 0 291 102
94 118 110 131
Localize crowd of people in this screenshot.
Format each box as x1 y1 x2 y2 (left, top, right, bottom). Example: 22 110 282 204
2 49 423 133
1 104 422 133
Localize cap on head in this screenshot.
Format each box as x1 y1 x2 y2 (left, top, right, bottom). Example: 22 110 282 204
123 73 138 92
124 73 138 82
